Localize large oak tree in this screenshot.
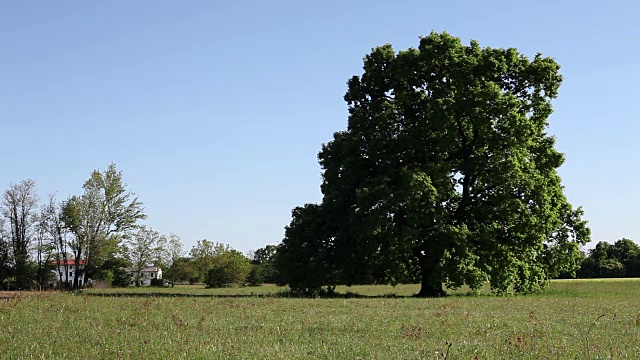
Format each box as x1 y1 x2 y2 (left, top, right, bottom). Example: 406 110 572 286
278 32 590 296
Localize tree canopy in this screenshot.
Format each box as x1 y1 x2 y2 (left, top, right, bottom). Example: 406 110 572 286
277 32 590 296
0 164 190 290
248 244 281 285
61 163 146 288
1 179 39 289
579 239 640 278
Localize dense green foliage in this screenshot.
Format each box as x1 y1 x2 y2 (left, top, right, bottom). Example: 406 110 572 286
166 256 197 284
61 164 146 288
205 249 252 288
278 32 590 296
247 244 281 285
578 238 640 278
97 256 132 287
188 240 252 288
2 280 640 358
149 278 165 287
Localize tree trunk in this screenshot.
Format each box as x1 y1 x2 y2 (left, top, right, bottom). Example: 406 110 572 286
15 255 30 290
73 253 82 289
416 265 446 297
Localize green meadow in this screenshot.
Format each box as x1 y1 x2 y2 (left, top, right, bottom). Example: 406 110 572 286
1 279 639 359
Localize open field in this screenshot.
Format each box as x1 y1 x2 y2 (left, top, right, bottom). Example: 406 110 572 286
2 280 640 359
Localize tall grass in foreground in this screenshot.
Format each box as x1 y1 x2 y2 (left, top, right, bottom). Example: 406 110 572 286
2 279 640 359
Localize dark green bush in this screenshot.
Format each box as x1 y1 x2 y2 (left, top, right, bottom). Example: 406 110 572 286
150 278 164 287
204 250 251 288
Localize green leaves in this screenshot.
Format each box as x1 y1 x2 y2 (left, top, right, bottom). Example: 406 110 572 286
205 249 252 288
61 163 147 287
189 240 252 287
579 238 640 278
276 204 336 294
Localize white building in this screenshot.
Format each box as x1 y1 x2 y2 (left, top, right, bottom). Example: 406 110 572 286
51 259 87 287
127 266 162 286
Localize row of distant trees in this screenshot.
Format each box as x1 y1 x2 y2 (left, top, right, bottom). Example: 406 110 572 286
173 238 640 288
177 237 640 289
573 238 640 279
165 242 279 288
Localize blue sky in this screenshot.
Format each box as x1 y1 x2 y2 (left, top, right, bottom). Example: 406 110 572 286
1 1 638 253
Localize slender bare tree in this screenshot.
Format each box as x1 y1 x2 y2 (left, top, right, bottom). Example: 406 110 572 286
1 179 39 289
33 210 55 290
0 219 11 289
40 195 70 289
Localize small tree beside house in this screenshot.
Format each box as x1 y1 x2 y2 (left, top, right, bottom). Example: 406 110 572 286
126 226 165 286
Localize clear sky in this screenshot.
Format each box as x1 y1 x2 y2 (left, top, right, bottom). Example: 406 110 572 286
1 1 638 254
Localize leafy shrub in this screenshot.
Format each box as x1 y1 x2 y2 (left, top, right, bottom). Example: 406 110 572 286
205 250 251 288
597 259 625 278
150 278 164 287
247 264 263 286
111 269 132 288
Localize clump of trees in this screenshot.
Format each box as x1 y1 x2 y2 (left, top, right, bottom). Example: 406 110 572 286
162 242 280 288
276 32 590 296
190 240 251 288
247 245 280 286
60 163 147 288
0 163 284 291
577 239 640 278
1 179 41 290
0 164 186 290
126 226 184 286
205 248 251 288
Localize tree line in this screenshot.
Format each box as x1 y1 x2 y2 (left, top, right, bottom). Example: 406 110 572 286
165 242 280 288
0 162 283 290
572 238 640 279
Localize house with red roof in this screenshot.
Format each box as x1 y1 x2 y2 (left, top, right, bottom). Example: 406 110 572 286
51 259 87 287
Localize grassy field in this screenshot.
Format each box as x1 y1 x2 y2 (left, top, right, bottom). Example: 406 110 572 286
1 280 639 359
